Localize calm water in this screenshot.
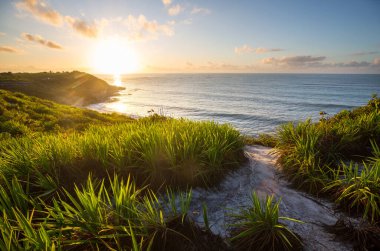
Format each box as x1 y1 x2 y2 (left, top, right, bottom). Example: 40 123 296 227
89 74 380 136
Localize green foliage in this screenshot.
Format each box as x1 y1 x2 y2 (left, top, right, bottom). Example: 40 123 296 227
0 71 122 105
0 89 132 137
0 174 215 250
0 118 244 192
230 192 303 251
243 133 278 147
324 155 380 223
275 95 380 224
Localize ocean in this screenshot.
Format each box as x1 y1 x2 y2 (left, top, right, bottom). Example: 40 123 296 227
89 74 380 136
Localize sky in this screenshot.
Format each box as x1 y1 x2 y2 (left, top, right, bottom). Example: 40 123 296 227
0 0 380 74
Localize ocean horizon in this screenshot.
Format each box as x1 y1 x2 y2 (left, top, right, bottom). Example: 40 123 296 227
90 73 380 136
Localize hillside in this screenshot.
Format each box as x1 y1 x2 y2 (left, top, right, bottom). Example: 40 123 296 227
0 71 123 106
0 89 133 137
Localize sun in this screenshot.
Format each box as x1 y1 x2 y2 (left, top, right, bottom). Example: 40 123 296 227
91 38 140 75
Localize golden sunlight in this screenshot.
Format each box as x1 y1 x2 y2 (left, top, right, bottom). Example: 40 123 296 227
91 38 140 75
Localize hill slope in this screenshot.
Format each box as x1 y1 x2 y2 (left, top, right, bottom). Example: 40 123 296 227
0 71 123 106
0 89 133 137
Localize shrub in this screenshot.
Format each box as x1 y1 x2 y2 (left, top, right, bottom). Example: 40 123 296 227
230 192 303 251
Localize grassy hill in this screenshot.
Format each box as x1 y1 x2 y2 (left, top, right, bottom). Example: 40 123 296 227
0 89 133 137
0 71 123 106
0 90 245 250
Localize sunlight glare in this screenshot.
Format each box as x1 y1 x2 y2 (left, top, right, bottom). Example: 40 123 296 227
92 38 140 75
113 73 122 86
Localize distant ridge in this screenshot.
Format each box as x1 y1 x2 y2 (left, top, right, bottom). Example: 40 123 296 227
0 71 123 106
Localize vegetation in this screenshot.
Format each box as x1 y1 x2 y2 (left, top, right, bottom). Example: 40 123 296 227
274 95 380 249
0 174 228 250
230 192 303 251
0 118 244 193
243 133 277 147
0 71 122 105
0 89 244 250
327 217 380 251
0 89 132 137
4 86 379 249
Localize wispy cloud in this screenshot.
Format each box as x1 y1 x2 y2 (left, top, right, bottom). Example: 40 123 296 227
0 32 5 37
15 0 63 26
235 44 283 54
185 61 256 72
334 61 372 67
350 51 378 56
256 48 283 53
65 16 99 38
22 33 63 49
162 0 172 6
16 0 101 38
373 58 380 66
262 55 326 66
0 46 20 53
262 55 379 69
235 44 254 54
191 7 211 15
168 4 184 16
122 15 174 41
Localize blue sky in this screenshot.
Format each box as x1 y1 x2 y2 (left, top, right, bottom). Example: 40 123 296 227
0 0 379 73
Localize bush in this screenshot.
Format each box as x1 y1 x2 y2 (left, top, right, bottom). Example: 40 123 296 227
230 192 303 251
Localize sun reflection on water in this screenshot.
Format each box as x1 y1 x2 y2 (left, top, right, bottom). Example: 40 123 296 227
113 74 122 86
106 101 127 114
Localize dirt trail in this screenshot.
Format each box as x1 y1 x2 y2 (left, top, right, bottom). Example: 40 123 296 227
187 145 352 251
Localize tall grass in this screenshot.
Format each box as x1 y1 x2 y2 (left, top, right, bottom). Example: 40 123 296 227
0 118 244 193
275 95 380 224
324 153 380 223
0 174 218 250
230 192 303 251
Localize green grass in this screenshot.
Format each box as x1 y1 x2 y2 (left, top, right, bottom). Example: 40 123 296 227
0 118 244 193
0 71 122 106
0 89 245 250
0 174 225 250
230 192 303 251
275 95 380 225
0 89 132 137
243 133 278 147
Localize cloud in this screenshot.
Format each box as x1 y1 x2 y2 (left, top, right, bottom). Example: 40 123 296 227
261 55 380 69
351 51 378 56
16 1 101 38
335 61 371 67
262 55 326 66
191 7 211 15
22 33 63 49
168 4 183 16
235 44 283 54
235 44 254 54
185 61 256 72
182 18 192 25
0 46 20 53
255 48 283 53
373 58 380 66
0 32 5 36
15 0 63 26
122 15 174 41
65 16 99 38
162 0 172 6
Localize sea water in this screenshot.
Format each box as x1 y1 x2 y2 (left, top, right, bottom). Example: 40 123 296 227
89 74 380 135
